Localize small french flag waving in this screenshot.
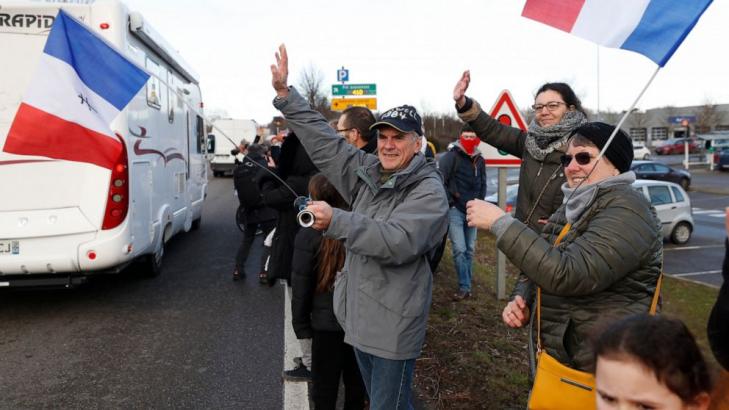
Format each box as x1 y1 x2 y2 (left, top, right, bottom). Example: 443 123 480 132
3 9 149 170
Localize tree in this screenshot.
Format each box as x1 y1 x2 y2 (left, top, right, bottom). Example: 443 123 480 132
298 64 336 120
696 100 723 134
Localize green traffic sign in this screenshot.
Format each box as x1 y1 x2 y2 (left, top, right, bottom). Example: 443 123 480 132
332 83 377 96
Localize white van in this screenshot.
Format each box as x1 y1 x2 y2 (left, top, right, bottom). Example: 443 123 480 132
0 0 208 286
209 118 257 177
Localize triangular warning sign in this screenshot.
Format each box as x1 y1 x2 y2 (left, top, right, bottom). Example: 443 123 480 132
488 90 528 132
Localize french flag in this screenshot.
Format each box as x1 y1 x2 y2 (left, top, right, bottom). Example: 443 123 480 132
522 0 713 66
3 9 149 170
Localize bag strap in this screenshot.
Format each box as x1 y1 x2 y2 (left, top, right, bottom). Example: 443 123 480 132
536 225 665 352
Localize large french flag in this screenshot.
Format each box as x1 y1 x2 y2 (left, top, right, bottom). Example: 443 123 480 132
522 0 713 67
3 9 149 170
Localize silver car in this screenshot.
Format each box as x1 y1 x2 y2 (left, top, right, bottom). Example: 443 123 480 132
632 180 694 244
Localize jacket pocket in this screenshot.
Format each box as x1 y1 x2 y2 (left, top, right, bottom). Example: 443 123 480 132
333 271 347 328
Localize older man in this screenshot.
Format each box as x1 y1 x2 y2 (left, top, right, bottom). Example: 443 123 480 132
270 45 448 409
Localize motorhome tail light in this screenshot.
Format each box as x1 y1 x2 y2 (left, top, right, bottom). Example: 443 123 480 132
100 23 110 30
505 204 514 214
87 251 97 260
102 135 129 230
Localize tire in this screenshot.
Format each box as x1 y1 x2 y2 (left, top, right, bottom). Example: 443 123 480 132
680 178 690 190
643 154 650 160
140 240 164 277
670 222 692 245
191 216 202 231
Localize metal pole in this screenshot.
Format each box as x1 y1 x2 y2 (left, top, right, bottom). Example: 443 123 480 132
596 46 601 121
496 167 507 300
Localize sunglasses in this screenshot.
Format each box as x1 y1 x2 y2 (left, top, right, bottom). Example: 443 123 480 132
560 152 594 167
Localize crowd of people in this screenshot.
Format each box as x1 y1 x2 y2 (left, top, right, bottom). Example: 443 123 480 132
225 44 728 409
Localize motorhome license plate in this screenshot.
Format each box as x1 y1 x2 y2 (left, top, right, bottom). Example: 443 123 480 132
0 240 19 255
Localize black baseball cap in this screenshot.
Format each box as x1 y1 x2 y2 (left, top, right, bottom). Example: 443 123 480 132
370 105 423 136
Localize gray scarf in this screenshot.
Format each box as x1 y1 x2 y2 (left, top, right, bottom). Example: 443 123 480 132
560 171 636 224
525 110 587 161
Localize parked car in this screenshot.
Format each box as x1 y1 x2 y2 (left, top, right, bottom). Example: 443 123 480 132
654 138 700 155
630 160 691 190
633 143 651 160
485 183 518 214
632 180 694 244
714 146 729 170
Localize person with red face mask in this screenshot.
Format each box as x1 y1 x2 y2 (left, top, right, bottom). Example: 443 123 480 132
438 124 487 300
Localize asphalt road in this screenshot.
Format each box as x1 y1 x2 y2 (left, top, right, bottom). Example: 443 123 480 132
0 177 285 409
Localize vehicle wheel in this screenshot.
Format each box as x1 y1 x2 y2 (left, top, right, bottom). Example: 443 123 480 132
191 216 202 231
141 240 164 277
643 154 650 160
680 178 690 190
213 171 222 177
670 222 692 245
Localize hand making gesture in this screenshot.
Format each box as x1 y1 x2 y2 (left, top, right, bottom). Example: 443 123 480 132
453 70 471 109
270 44 290 98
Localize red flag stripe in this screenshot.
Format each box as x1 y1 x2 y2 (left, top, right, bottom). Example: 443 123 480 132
522 0 585 33
3 103 121 170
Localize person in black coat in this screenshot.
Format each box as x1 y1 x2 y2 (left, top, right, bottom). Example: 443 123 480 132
291 174 366 409
260 132 318 285
232 144 277 280
708 208 729 371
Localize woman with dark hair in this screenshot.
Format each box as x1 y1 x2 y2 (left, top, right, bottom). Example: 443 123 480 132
290 174 366 409
592 314 712 410
452 72 588 340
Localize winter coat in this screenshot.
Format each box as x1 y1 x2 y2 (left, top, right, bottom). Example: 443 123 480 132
260 135 318 282
290 228 342 339
708 237 729 370
274 87 449 360
495 181 662 371
438 143 487 213
233 153 277 225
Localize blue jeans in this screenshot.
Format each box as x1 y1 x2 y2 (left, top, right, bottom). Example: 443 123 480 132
354 348 415 410
448 207 477 292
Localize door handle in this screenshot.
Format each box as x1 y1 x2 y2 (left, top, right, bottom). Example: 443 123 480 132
671 206 677 209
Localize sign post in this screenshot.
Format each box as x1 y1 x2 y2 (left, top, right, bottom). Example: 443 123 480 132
484 90 526 300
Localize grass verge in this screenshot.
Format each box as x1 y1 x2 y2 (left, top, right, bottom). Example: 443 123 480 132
413 231 721 409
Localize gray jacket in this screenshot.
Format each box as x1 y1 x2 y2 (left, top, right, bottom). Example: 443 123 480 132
274 88 449 360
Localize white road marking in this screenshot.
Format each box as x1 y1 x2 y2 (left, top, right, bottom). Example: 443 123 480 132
284 283 309 410
671 270 722 277
665 244 724 251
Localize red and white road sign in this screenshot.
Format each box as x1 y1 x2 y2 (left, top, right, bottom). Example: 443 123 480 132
478 90 525 168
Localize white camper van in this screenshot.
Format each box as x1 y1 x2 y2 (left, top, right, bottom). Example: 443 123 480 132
0 0 208 286
209 118 257 177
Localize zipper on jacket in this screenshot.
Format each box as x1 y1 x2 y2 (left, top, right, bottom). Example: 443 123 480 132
537 162 544 177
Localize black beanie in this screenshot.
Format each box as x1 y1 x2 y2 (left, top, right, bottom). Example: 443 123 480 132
570 122 633 173
461 123 474 134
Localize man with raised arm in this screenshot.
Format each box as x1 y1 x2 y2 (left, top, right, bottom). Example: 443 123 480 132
270 45 448 409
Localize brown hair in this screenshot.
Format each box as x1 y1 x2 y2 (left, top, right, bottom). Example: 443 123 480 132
308 174 349 293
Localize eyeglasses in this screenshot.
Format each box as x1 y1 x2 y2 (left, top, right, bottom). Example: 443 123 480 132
336 128 354 135
560 152 594 167
531 101 566 112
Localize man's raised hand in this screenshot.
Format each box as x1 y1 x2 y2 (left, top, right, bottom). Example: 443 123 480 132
453 70 470 108
271 44 289 98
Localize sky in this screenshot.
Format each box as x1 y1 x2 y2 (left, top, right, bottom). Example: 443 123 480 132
120 0 729 126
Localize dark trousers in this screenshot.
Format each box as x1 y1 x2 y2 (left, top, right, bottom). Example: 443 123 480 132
235 220 275 275
311 330 366 410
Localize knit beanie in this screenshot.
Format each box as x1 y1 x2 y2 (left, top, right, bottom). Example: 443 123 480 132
570 122 633 173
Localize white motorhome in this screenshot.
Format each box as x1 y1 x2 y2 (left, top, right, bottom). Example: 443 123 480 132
209 118 257 177
0 0 208 286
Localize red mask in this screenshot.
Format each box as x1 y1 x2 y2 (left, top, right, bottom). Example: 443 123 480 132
459 135 480 155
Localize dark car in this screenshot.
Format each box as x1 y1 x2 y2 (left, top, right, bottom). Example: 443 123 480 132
485 183 518 214
714 146 729 171
654 138 700 155
631 160 691 190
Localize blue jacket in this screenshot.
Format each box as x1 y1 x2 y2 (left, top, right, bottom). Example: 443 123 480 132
438 143 487 213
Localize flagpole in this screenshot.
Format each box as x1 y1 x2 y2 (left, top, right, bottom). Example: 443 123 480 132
595 65 661 162
596 45 601 121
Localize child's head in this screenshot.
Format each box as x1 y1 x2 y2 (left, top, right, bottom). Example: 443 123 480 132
308 174 346 209
592 314 712 410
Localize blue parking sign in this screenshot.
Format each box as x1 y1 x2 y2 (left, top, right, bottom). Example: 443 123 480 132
337 67 349 82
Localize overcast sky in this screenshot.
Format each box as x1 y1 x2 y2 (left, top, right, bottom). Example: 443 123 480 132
121 0 728 126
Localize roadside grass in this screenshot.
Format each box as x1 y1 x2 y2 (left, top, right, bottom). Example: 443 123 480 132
413 231 721 409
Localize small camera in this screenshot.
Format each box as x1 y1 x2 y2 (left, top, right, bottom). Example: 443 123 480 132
230 148 240 156
294 196 315 228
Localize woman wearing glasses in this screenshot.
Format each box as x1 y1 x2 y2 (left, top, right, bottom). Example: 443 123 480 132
452 71 587 347
465 122 662 371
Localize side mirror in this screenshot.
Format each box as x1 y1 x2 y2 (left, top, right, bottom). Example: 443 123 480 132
207 134 216 153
